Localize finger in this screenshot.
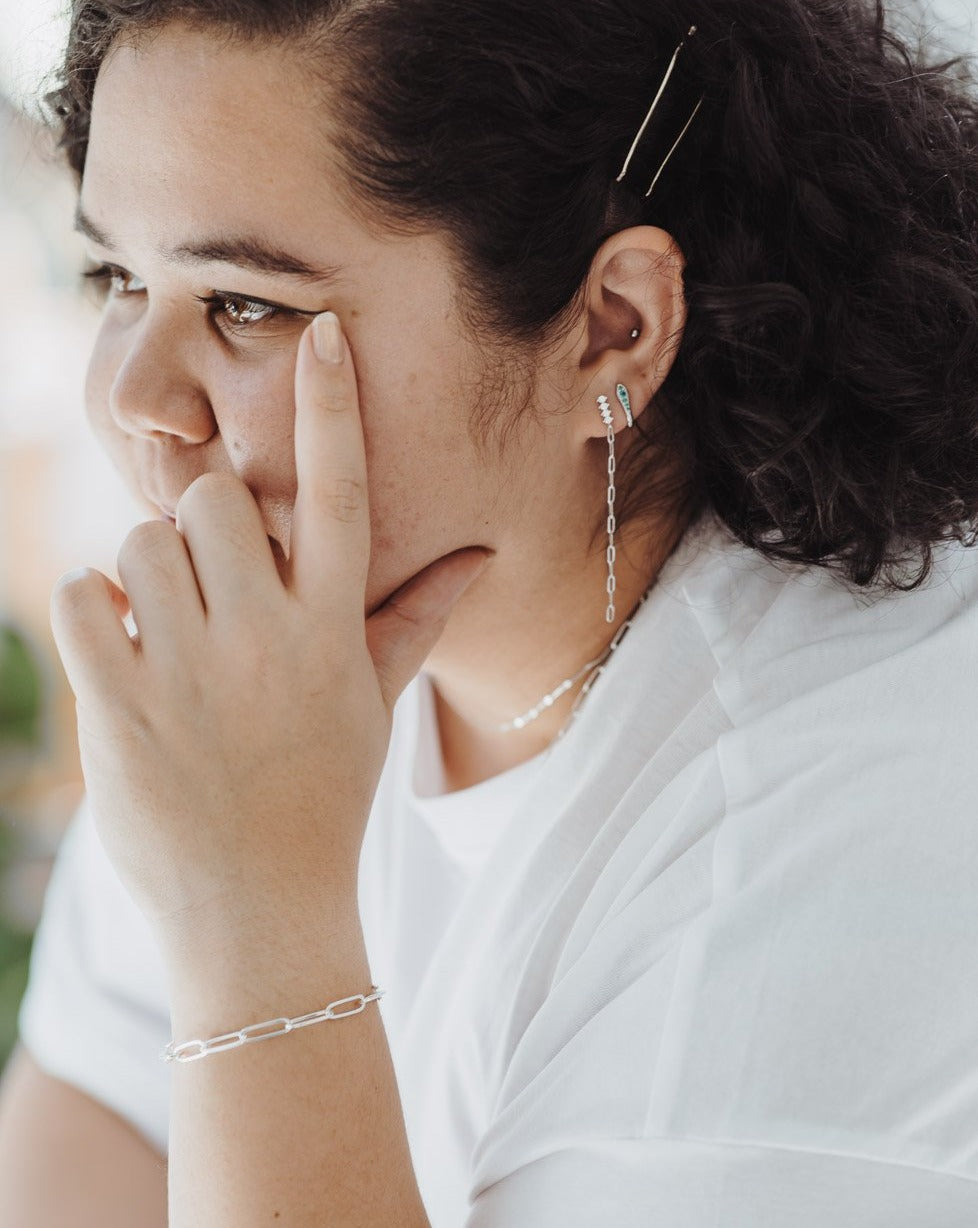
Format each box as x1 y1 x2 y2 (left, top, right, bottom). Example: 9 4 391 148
50 567 138 705
366 549 491 709
289 312 370 622
175 473 280 619
117 519 205 654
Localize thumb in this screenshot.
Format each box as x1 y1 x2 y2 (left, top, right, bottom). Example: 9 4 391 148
366 548 491 707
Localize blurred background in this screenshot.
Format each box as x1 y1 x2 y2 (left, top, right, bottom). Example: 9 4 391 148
0 0 976 1076
0 0 142 1074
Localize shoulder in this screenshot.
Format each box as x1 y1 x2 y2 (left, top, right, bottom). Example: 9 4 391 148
676 515 978 711
482 528 978 1188
653 522 978 915
669 519 978 797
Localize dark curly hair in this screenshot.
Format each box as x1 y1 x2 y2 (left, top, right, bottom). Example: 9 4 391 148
49 0 978 590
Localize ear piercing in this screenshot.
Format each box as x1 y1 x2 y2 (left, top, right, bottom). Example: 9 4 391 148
615 382 634 427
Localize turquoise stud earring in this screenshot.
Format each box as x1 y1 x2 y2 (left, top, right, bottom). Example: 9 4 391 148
616 384 634 428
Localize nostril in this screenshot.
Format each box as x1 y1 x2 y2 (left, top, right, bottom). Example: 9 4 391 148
108 337 217 444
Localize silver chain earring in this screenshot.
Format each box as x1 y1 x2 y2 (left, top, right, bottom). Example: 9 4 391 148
597 385 635 623
495 379 643 735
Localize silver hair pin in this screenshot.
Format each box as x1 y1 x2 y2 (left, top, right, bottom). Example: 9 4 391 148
616 25 705 199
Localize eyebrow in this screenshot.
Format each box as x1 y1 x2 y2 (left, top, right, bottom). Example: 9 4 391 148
73 206 344 286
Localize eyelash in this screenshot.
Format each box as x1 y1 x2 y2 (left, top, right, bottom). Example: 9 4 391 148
82 263 305 330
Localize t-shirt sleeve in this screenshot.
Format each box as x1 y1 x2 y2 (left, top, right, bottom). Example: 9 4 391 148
16 796 172 1155
466 1137 978 1227
459 875 978 1228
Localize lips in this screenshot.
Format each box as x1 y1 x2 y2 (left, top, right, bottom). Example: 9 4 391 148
140 483 181 521
151 500 178 525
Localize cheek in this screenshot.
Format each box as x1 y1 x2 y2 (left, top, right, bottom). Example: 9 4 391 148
360 401 467 559
217 357 297 473
215 356 305 553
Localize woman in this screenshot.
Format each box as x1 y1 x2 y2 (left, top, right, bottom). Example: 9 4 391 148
1 0 977 1223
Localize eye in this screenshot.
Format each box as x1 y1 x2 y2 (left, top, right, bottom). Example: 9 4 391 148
198 293 282 327
81 263 311 334
83 263 147 298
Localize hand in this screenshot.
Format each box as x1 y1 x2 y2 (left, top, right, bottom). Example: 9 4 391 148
51 312 488 948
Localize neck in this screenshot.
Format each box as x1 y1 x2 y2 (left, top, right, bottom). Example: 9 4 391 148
423 511 690 792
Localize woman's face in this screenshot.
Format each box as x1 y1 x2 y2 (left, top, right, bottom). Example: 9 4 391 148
79 23 593 618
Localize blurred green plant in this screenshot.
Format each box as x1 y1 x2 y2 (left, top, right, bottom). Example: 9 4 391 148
0 625 43 747
0 624 44 1070
0 823 33 1068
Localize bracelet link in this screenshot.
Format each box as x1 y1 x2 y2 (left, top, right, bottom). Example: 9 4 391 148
160 987 384 1064
325 993 374 1019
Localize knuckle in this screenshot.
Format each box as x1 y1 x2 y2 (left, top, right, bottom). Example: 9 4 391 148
118 520 173 570
180 471 243 517
314 387 353 415
51 568 98 616
117 522 180 593
386 595 426 630
322 476 366 523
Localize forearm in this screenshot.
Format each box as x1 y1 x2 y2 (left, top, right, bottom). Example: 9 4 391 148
0 1046 168 1228
163 913 428 1227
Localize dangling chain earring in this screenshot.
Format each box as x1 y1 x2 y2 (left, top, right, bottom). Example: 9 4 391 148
597 383 635 622
496 338 649 736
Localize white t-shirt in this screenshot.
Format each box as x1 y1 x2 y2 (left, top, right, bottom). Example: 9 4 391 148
18 512 978 1225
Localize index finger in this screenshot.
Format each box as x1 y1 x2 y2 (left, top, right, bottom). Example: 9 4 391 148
289 311 370 622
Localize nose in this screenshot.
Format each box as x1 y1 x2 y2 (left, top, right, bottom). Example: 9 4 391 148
108 312 217 444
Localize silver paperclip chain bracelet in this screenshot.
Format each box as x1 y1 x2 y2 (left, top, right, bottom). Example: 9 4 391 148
160 986 385 1064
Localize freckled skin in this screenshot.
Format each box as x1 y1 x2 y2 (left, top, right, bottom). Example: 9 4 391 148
84 30 555 604
80 22 685 764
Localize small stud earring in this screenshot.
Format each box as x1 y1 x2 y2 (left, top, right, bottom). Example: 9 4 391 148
630 328 640 339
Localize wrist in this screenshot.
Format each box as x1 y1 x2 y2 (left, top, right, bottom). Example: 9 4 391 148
159 898 370 1037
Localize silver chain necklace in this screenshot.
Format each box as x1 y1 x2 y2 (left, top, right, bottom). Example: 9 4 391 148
497 584 655 739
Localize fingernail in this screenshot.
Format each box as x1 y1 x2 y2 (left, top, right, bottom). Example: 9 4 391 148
312 311 344 364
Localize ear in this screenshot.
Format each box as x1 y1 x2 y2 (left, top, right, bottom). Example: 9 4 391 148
572 226 687 440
